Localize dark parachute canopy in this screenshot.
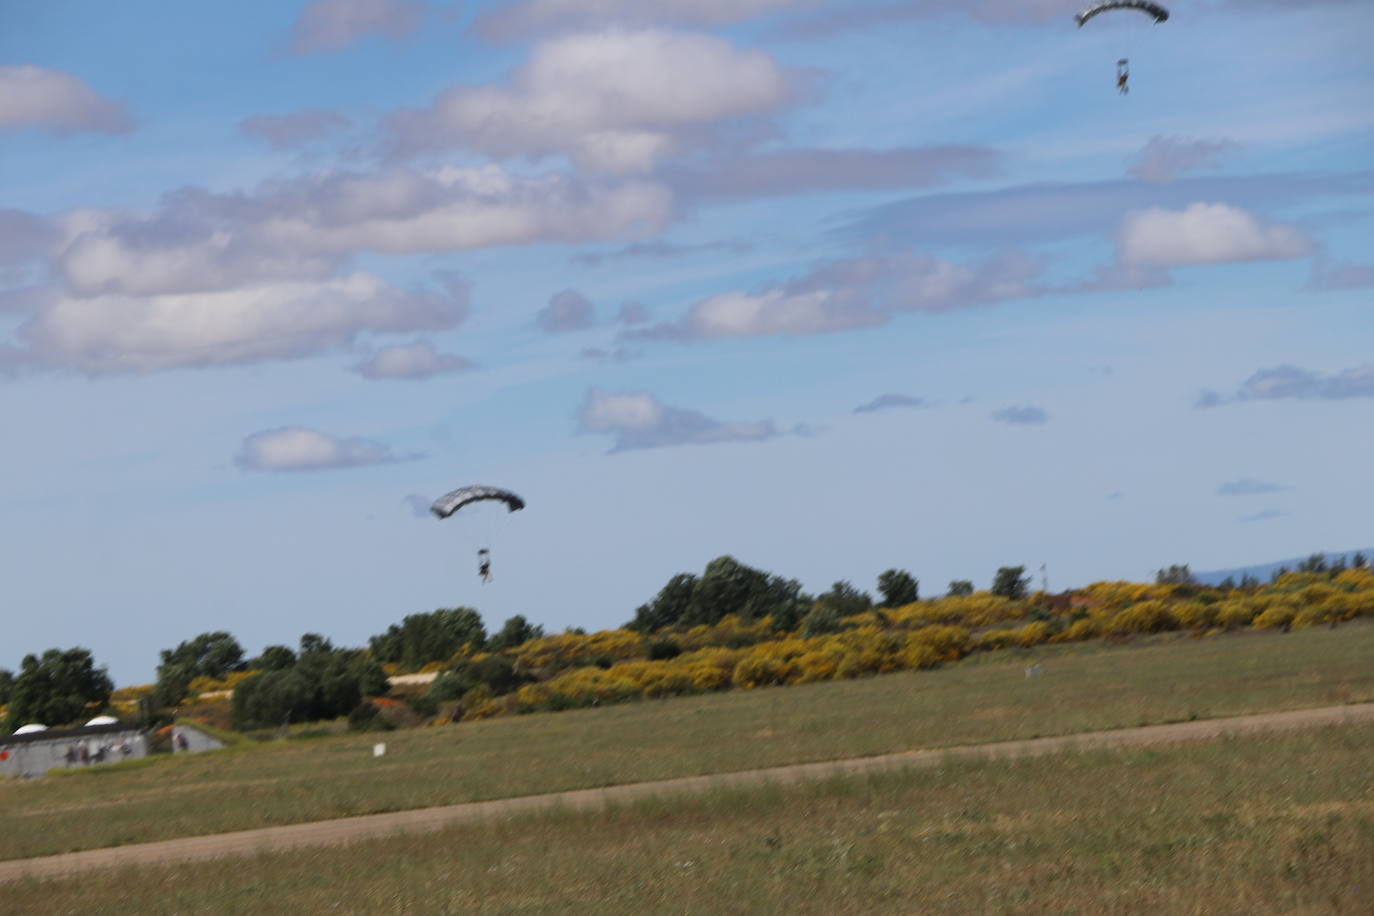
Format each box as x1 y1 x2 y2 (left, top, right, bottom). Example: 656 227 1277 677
1074 1 1169 27
430 486 526 520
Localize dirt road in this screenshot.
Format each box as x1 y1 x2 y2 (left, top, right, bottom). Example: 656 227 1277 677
3 702 1370 883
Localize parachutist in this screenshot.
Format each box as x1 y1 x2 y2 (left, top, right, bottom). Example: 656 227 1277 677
1117 61 1130 94
478 549 492 583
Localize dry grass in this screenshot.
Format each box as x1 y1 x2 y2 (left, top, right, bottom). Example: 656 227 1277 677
7 724 1372 914
2 622 1371 861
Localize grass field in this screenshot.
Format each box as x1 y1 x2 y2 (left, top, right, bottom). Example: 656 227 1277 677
8 723 1372 914
2 622 1372 862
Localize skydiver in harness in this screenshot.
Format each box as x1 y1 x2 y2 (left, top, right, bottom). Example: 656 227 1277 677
1117 58 1129 94
478 548 492 583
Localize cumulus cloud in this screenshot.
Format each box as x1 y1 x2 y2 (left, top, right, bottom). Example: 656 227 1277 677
54 167 672 297
1118 203 1313 267
1218 478 1288 496
236 426 410 471
288 0 427 54
0 65 132 135
853 393 925 413
628 249 1044 341
669 145 1001 201
475 0 807 41
351 339 473 379
14 272 468 374
1198 363 1374 406
991 405 1048 425
577 387 777 452
1127 136 1240 183
536 289 597 332
240 109 351 148
384 28 797 173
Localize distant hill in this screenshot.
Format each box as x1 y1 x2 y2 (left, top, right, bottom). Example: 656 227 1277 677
1193 549 1374 586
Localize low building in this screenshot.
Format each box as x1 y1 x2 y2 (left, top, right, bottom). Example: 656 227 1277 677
172 722 225 754
0 722 149 779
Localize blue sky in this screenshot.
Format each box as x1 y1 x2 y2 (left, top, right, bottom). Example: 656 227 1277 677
2 0 1371 686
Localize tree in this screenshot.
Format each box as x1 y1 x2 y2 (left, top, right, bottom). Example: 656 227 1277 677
231 643 387 730
488 615 544 652
1155 564 1196 585
991 566 1031 600
627 557 811 633
815 580 873 618
947 580 975 597
249 645 297 671
877 569 919 607
628 573 698 633
800 604 844 637
1219 576 1237 590
1354 553 1368 569
0 668 13 706
4 648 113 729
154 631 246 707
1297 554 1328 574
369 608 487 669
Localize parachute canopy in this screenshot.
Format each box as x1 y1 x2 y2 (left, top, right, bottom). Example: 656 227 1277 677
430 486 525 520
1075 1 1168 27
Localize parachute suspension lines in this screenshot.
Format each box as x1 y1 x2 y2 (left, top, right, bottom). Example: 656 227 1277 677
430 486 525 582
1075 2 1168 94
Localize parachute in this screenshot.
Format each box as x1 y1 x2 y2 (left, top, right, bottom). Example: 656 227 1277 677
430 486 525 519
1074 1 1169 27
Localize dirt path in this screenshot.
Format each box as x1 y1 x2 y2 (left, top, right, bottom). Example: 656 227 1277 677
3 702 1370 883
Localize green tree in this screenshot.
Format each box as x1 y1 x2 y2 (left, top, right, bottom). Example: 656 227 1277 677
230 644 386 730
947 580 975 597
876 569 919 606
1296 554 1329 574
800 604 844 637
249 645 296 671
154 631 246 707
991 566 1031 600
4 648 114 729
1155 564 1196 585
628 573 698 633
369 608 486 669
815 580 873 618
0 668 13 706
487 615 544 652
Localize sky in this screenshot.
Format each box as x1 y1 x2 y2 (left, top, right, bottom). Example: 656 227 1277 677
2 0 1371 686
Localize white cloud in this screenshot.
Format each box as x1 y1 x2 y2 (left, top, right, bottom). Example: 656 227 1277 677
385 28 796 173
1118 203 1313 267
629 250 1045 341
288 0 427 55
0 65 132 135
475 0 807 41
17 272 468 374
236 426 406 471
536 289 597 332
55 167 673 297
1198 363 1374 406
577 387 777 452
1127 136 1239 183
351 340 473 379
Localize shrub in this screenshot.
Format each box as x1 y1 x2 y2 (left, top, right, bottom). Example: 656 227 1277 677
646 639 681 661
1107 600 1178 636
